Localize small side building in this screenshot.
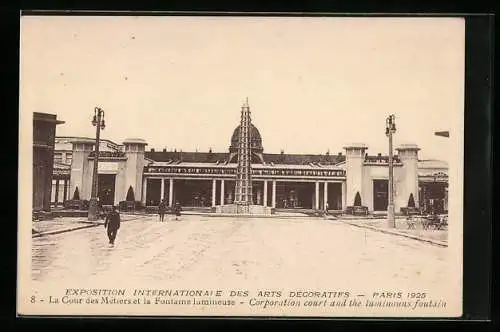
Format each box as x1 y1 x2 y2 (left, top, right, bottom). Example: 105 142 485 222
33 112 64 212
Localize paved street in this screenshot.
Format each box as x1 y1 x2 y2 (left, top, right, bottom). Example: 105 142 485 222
32 215 451 290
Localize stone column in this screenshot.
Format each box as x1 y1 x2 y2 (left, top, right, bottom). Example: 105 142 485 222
395 144 420 211
59 180 65 204
169 178 174 207
54 179 60 205
212 179 216 207
63 179 68 202
220 179 225 205
69 139 94 200
123 138 148 206
263 180 268 206
160 178 165 202
324 181 328 210
141 178 148 204
344 144 368 207
341 181 347 210
272 180 276 208
315 181 320 210
257 189 261 205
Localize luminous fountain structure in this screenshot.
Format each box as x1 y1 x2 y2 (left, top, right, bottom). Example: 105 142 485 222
215 99 273 215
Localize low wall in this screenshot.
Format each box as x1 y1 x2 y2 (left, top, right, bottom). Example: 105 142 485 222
215 204 274 215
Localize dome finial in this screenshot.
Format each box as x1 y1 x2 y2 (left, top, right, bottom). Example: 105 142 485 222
243 97 249 107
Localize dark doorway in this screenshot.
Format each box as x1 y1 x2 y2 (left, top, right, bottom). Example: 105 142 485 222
251 181 265 205
175 180 212 207
146 179 161 206
98 174 116 206
328 183 342 210
419 182 448 214
224 180 236 205
373 179 388 211
275 182 314 209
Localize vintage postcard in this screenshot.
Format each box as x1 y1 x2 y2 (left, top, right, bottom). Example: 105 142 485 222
18 14 464 317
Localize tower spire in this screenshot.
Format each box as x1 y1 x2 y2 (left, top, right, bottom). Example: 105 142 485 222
234 97 253 212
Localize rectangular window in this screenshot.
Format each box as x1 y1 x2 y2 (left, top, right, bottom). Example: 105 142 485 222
53 153 62 164
65 153 72 165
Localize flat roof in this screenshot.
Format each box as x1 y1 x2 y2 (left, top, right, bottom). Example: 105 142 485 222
148 162 344 170
34 112 65 124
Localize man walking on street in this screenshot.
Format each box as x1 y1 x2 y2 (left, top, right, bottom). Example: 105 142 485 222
104 205 121 247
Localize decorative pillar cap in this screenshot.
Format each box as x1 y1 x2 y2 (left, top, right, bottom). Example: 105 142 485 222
123 138 148 146
69 138 96 145
396 143 420 152
343 143 368 150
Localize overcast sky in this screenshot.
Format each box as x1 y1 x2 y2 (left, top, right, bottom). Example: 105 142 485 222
20 16 464 161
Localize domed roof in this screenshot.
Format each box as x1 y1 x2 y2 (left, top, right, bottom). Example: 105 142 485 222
229 123 263 153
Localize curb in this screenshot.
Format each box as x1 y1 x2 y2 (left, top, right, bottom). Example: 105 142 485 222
32 217 142 238
338 220 448 247
147 212 312 219
32 223 101 238
202 214 310 219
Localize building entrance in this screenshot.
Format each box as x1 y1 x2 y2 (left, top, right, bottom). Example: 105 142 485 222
98 174 116 206
175 180 212 207
373 179 388 211
327 183 343 210
419 182 448 214
275 182 314 209
145 179 161 206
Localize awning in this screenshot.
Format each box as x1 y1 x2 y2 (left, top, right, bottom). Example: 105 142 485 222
434 131 450 138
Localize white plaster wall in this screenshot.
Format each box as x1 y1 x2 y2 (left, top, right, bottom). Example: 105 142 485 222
345 149 364 206
55 141 73 151
69 144 92 200
114 161 127 204
361 164 406 212
135 154 145 200
362 166 373 211
367 166 389 178
82 160 94 200
393 166 405 212
124 151 138 200
400 160 419 209
123 144 146 202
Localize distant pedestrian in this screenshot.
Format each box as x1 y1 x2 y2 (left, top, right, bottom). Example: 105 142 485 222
104 205 121 247
158 199 167 222
173 201 182 221
324 202 329 216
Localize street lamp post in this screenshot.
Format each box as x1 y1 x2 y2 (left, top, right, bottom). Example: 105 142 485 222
88 107 106 221
385 114 396 228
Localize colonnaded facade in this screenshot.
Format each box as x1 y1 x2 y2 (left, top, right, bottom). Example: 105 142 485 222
51 107 448 215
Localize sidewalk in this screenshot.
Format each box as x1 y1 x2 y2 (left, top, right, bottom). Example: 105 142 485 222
160 210 312 219
32 214 144 238
336 218 448 247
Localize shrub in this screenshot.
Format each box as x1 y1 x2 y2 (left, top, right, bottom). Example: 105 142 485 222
354 192 362 206
126 186 135 202
407 193 416 208
72 187 80 200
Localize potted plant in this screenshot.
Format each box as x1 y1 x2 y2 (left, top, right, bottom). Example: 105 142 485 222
73 187 80 200
401 193 419 216
119 186 137 212
64 186 86 210
346 192 368 215
354 192 362 206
